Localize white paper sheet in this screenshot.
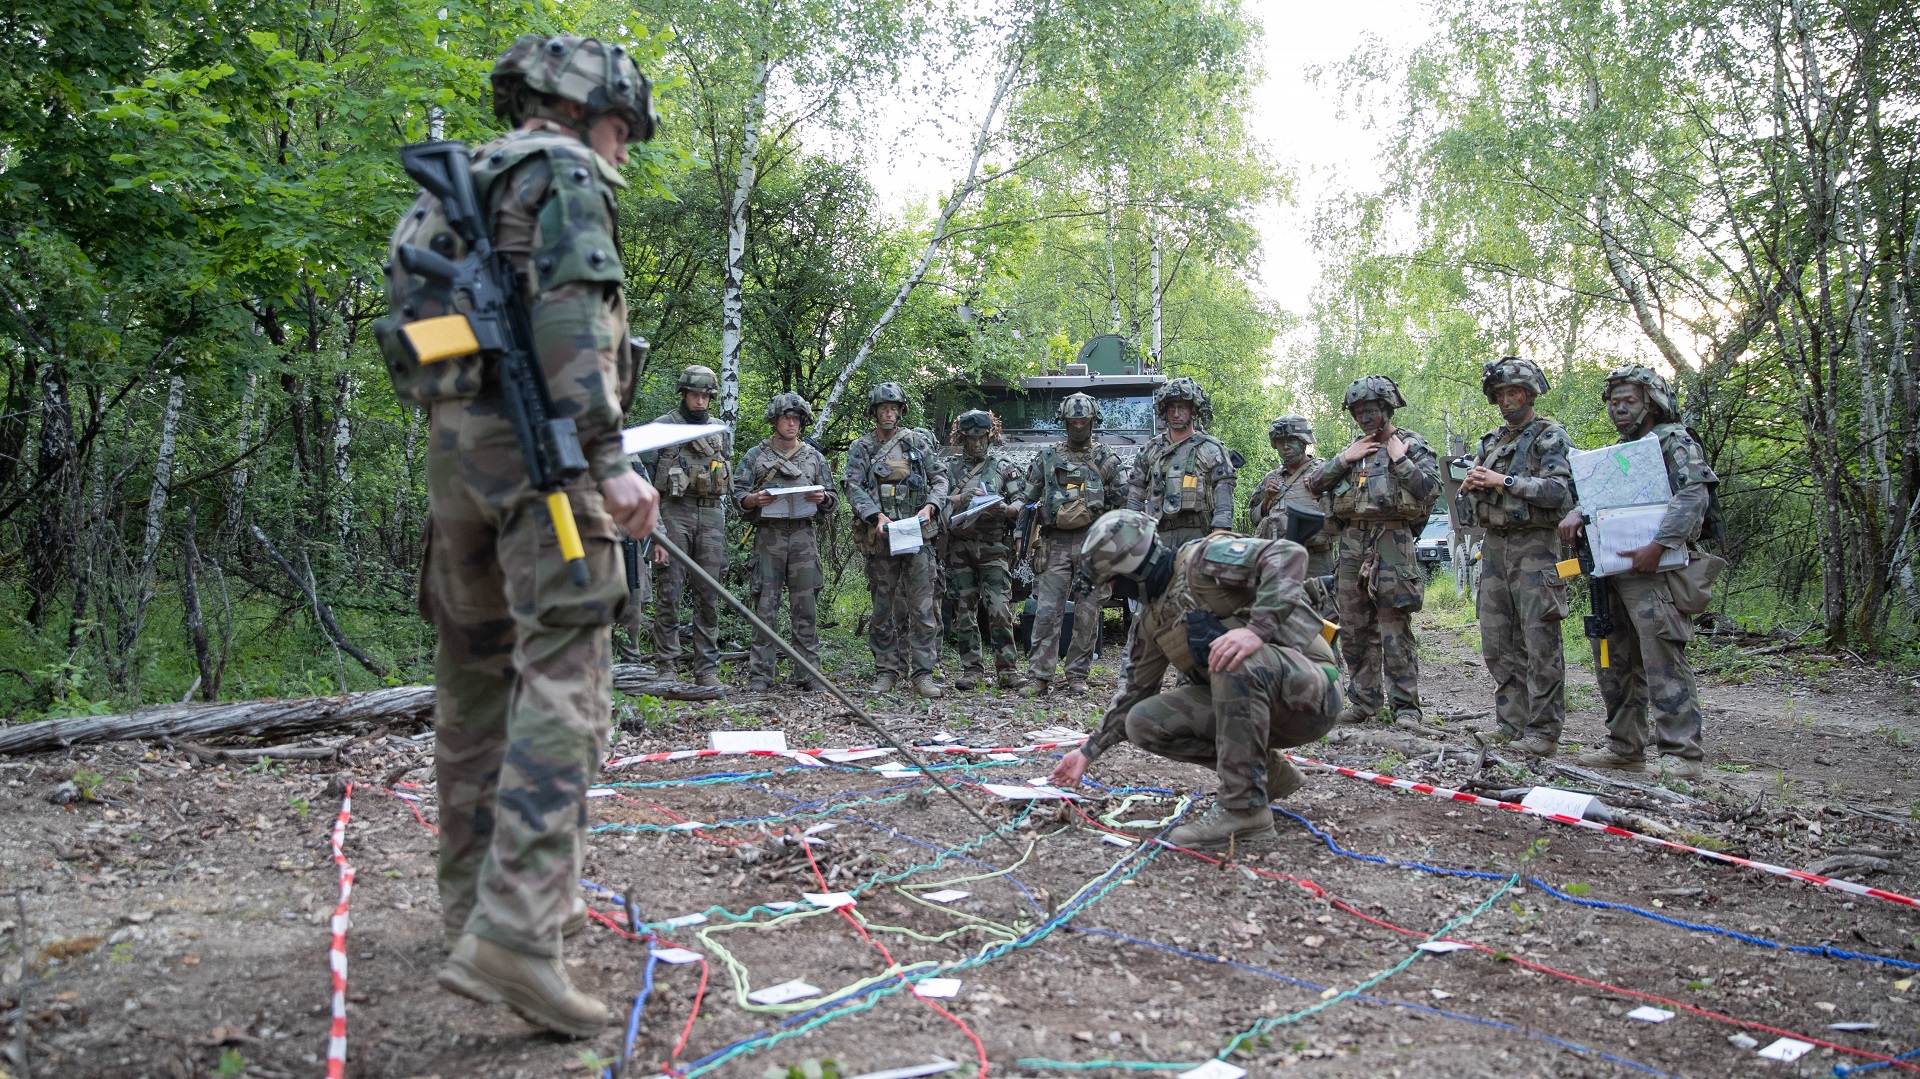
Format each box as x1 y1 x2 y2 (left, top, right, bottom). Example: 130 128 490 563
921 889 970 904
950 495 1004 527
978 782 1084 801
1416 940 1472 953
845 1058 961 1079
823 748 895 763
886 515 924 555
1587 504 1690 577
710 731 788 753
759 485 825 520
746 979 820 1005
1626 1006 1674 1023
622 421 728 457
1757 1038 1814 1062
649 947 702 965
987 753 1020 762
803 891 856 909
913 979 963 999
662 912 707 928
1178 1061 1246 1079
1520 786 1599 820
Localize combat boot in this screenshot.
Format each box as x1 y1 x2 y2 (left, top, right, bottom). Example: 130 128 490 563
1268 749 1307 799
954 668 983 691
997 668 1028 690
871 672 899 695
561 896 589 939
748 678 774 693
1165 805 1276 852
1391 708 1423 726
1575 746 1646 773
913 673 945 699
694 670 723 689
1061 677 1089 697
1517 735 1559 758
1335 705 1374 725
1657 754 1703 782
1023 679 1051 699
438 934 609 1038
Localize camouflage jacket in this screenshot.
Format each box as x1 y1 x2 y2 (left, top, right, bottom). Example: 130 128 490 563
1023 439 1125 532
375 121 638 480
1308 427 1440 526
1644 423 1720 548
841 426 948 530
1124 431 1237 529
1081 534 1331 763
1248 458 1333 548
733 437 838 523
1462 417 1576 532
643 405 732 501
942 449 1024 542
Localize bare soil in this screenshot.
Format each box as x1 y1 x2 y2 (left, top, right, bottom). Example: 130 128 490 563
6 610 1920 1079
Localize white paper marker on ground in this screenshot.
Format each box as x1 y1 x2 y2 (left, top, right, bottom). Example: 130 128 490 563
1416 941 1472 954
803 891 856 909
1625 1006 1674 1023
803 822 840 835
987 753 1021 762
920 889 970 904
913 978 962 999
1102 834 1135 847
1520 786 1599 820
1178 1060 1246 1079
823 748 894 763
669 821 708 831
844 1058 961 1079
979 782 1083 801
662 913 707 929
1757 1038 1814 1062
746 979 820 1006
710 731 788 753
649 947 702 965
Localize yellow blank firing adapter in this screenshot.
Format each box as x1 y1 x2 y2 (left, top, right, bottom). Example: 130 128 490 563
1598 639 1610 668
1556 557 1583 579
545 491 590 586
400 314 481 364
1321 619 1339 644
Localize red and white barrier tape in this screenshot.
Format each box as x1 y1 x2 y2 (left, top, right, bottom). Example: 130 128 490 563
1288 752 1920 911
606 736 1088 770
327 784 356 1078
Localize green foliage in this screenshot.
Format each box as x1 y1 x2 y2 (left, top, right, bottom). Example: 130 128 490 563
214 1048 247 1078
763 1059 841 1079
1562 882 1592 897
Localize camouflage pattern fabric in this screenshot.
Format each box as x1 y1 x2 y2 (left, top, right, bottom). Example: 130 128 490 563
1025 538 1106 682
1309 427 1440 526
1593 571 1705 761
1124 430 1237 535
866 549 942 677
1479 528 1570 740
1081 533 1340 807
946 537 1018 672
1648 423 1720 547
734 436 838 684
1461 418 1576 531
645 405 730 675
491 34 656 142
1334 521 1423 715
1248 457 1335 575
842 425 948 677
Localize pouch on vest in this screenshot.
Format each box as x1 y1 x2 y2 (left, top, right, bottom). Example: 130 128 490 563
1185 610 1229 669
1155 609 1247 681
1050 459 1095 530
375 191 489 406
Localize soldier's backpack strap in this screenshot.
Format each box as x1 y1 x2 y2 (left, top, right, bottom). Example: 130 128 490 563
480 135 627 294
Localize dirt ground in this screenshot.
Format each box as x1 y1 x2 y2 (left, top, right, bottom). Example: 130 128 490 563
6 605 1920 1079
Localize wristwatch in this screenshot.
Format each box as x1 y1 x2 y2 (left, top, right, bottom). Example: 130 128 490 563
1501 475 1516 489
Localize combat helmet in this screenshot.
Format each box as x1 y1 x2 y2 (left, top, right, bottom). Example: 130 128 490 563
1153 377 1212 425
1603 365 1677 422
1342 375 1407 413
1268 416 1315 446
765 392 813 425
1058 393 1104 424
1079 510 1159 583
1481 356 1550 402
677 365 720 394
491 34 658 143
954 409 995 438
865 381 910 417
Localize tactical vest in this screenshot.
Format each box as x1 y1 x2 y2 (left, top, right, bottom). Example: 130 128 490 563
373 130 625 407
1327 437 1431 524
946 453 1010 539
656 413 730 499
1465 419 1553 530
748 441 817 490
1151 538 1339 686
1253 462 1326 544
1144 435 1222 521
867 428 936 521
1039 443 1109 531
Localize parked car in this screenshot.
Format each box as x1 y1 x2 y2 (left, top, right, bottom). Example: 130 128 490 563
1415 513 1451 570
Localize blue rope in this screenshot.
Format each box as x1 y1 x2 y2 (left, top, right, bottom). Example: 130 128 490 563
604 949 659 1079
1272 805 1920 972
1836 1044 1920 1076
1059 927 1684 1079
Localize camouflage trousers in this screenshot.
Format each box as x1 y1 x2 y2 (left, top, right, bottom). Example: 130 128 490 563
1124 643 1343 808
651 498 726 675
749 520 824 684
1336 521 1424 715
1594 571 1705 762
1026 530 1106 683
1157 518 1213 555
421 401 624 959
866 547 941 677
1479 528 1570 741
945 536 1018 672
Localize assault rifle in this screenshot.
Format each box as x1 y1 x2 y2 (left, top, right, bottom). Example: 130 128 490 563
391 140 593 586
1556 516 1613 669
1012 501 1039 566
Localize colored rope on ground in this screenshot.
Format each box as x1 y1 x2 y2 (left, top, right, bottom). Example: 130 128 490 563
1019 874 1520 1072
1016 928 1686 1079
325 783 355 1079
1273 804 1920 972
1097 792 1191 829
1837 1045 1920 1076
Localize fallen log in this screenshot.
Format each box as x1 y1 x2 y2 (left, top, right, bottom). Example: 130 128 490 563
0 667 726 756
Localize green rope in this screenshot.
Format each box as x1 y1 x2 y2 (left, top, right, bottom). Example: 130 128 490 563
1097 793 1191 829
589 790 917 835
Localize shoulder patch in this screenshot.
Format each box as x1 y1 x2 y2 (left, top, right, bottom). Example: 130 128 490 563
1203 536 1257 565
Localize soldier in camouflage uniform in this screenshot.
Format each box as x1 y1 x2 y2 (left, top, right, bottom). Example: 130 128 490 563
1125 377 1238 551
1458 358 1577 757
941 410 1026 689
842 382 950 698
1249 415 1336 623
734 393 836 691
1561 366 1719 783
1308 376 1440 725
375 34 659 1035
1047 510 1342 851
643 365 731 686
1022 393 1125 696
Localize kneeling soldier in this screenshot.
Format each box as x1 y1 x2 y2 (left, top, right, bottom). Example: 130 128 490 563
1047 510 1343 851
734 393 837 691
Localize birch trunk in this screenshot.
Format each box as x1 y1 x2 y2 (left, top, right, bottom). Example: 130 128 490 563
718 56 770 432
812 52 1022 440
221 372 258 554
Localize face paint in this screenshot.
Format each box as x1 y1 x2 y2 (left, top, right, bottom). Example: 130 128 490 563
1166 402 1192 431
1607 387 1648 435
874 403 901 431
1496 386 1534 426
961 435 988 459
1277 438 1307 469
1066 418 1093 446
1352 402 1387 436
